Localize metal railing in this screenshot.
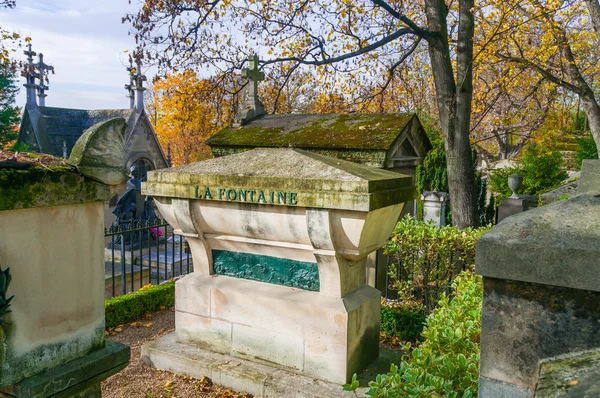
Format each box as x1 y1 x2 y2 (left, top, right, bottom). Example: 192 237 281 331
104 219 193 298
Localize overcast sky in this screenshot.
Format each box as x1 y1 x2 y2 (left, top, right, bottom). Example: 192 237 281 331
0 0 151 110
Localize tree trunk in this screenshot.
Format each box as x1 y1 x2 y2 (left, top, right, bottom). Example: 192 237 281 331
584 0 600 43
424 0 477 228
580 93 600 156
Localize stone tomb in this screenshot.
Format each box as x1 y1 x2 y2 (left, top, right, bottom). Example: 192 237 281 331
0 119 131 397
141 148 414 387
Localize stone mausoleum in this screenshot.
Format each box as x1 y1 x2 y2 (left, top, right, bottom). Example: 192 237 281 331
16 45 168 180
141 148 415 395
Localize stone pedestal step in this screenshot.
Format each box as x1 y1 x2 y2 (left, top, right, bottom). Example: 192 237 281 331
142 333 401 398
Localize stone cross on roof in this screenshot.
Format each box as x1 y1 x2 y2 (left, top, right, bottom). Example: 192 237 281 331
133 60 147 111
35 53 54 106
125 59 135 109
233 54 265 126
22 43 38 106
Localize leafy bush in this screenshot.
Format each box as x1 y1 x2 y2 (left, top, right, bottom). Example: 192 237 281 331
416 140 494 226
488 143 568 203
105 281 175 328
381 305 426 343
345 272 482 397
384 216 489 314
520 143 568 195
575 133 598 169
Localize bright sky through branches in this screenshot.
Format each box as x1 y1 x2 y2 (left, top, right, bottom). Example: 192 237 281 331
0 0 152 110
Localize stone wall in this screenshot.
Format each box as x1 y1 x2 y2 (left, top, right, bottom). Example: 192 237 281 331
0 201 106 386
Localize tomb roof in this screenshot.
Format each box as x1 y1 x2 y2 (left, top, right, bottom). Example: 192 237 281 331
143 148 415 211
208 113 416 151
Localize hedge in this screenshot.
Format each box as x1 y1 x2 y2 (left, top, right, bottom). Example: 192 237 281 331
380 306 426 343
105 281 176 329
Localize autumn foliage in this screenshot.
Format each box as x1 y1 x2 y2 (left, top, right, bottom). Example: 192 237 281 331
148 71 234 166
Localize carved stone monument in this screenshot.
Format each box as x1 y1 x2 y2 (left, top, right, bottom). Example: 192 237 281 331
141 148 414 394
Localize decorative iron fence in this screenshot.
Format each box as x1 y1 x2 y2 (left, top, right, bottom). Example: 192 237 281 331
104 219 193 298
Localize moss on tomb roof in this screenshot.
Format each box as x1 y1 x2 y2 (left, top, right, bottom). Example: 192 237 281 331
207 113 416 150
0 150 112 211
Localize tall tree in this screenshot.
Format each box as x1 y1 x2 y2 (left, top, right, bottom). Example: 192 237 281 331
0 65 20 148
0 0 21 149
151 70 234 166
495 0 600 157
127 0 483 227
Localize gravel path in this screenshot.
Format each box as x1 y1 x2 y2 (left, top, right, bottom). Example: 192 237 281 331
101 308 252 398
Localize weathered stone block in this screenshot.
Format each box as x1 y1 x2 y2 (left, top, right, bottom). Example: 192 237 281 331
0 202 107 387
476 193 600 397
175 312 232 355
579 159 600 194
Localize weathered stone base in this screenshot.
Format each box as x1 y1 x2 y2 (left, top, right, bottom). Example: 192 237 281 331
143 333 402 397
174 273 380 384
479 278 600 395
0 341 130 398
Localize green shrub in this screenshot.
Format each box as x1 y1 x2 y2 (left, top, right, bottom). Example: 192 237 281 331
520 143 568 195
380 305 426 343
345 272 482 397
489 143 568 203
105 281 175 329
575 133 598 169
384 216 489 314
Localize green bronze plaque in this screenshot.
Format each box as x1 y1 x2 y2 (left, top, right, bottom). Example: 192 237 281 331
212 250 320 291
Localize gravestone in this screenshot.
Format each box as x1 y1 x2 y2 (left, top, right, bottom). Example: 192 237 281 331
140 148 414 395
421 191 448 226
0 119 130 397
475 164 600 397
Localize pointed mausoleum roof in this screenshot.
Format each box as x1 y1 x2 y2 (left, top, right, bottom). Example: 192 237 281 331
19 105 134 156
16 47 167 173
207 112 432 169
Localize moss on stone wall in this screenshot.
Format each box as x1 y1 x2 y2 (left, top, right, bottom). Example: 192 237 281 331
208 113 415 150
0 167 111 212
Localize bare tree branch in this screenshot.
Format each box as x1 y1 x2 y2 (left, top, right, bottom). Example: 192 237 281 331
260 27 416 67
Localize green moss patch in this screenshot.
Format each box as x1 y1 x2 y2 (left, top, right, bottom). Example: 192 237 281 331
208 113 415 150
105 281 176 329
0 168 110 211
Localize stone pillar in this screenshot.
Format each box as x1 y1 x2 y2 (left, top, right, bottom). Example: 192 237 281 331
421 191 447 226
497 197 529 223
134 61 146 111
475 193 600 397
141 148 415 389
